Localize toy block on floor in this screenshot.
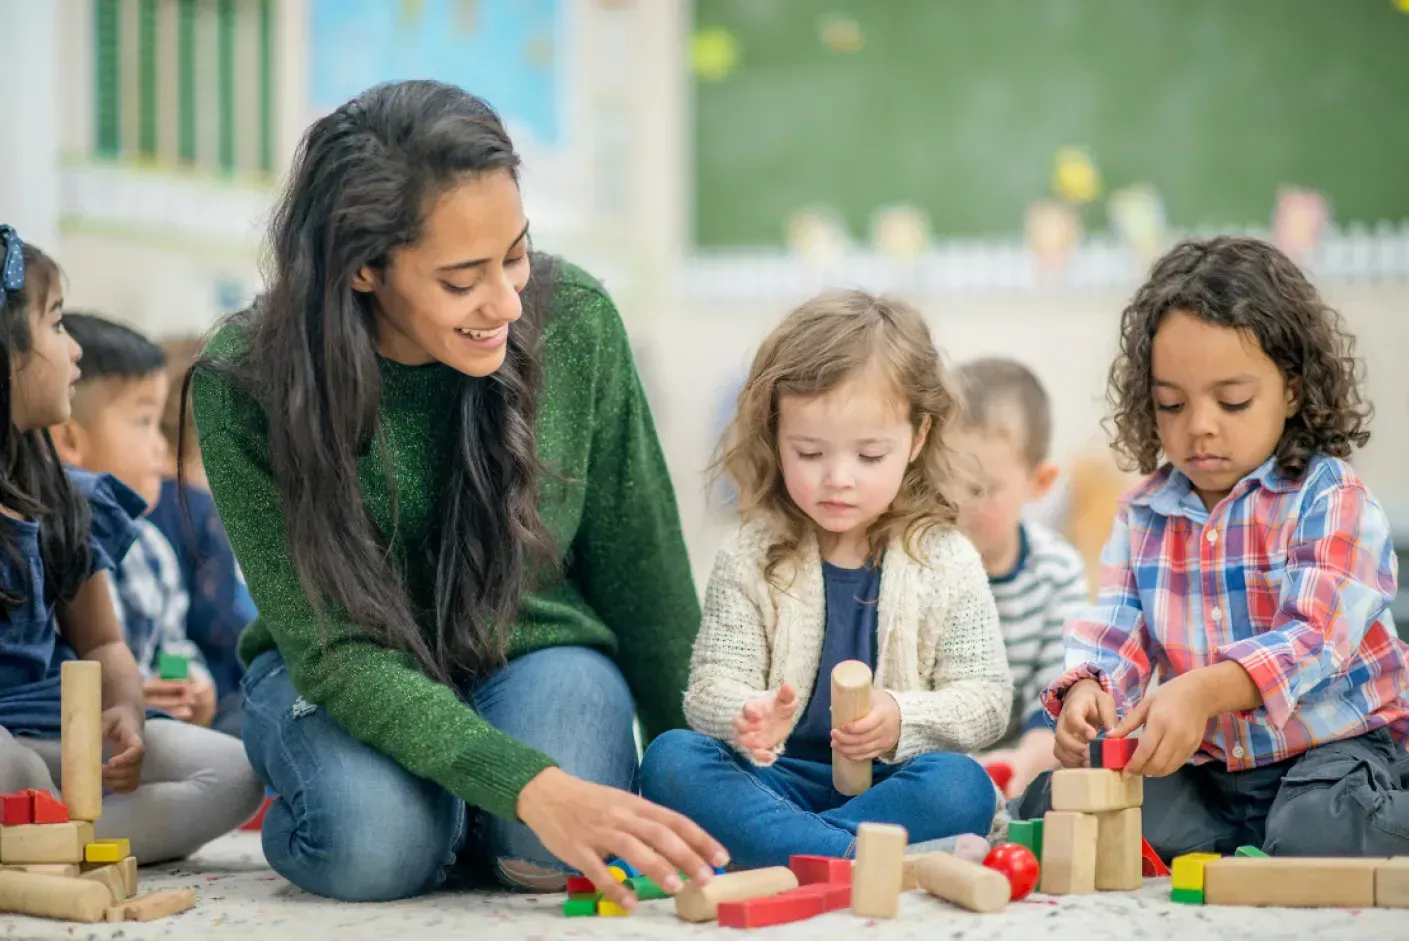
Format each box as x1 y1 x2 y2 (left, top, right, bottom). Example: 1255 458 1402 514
565 875 595 895
718 883 847 928
1234 845 1268 858
0 870 113 923
1170 853 1220 893
1094 808 1142 891
1140 839 1169 877
1008 818 1043 861
563 896 598 917
608 857 641 878
1050 769 1143 812
607 865 627 883
1203 857 1379 908
597 899 630 916
1375 857 1409 908
626 875 668 901
790 854 851 886
675 867 798 922
851 822 907 918
1039 811 1097 895
913 851 1010 914
81 863 130 902
30 792 68 825
1100 737 1138 770
103 886 196 922
157 652 189 681
118 857 137 897
0 821 95 864
1170 887 1203 905
84 838 129 865
1 793 33 826
60 661 103 822
0 863 81 877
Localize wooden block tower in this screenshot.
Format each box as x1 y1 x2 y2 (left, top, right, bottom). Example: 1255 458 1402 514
0 661 195 923
1041 766 1143 894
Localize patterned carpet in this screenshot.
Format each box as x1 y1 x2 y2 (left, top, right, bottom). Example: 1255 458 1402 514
0 832 1402 940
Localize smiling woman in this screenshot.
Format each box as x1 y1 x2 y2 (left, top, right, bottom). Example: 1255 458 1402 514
184 81 725 908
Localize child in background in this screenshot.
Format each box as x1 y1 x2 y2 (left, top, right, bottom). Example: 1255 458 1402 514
1014 236 1409 858
51 314 217 727
149 335 255 738
954 358 1089 799
0 228 261 861
641 290 1012 868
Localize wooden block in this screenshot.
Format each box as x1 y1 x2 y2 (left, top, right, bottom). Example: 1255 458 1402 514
913 851 1010 914
30 793 68 825
1140 838 1170 877
790 854 851 886
1170 852 1220 892
1039 812 1097 895
1101 738 1138 770
0 821 95 864
103 887 196 922
60 661 103 821
118 856 137 897
1050 769 1142 812
1 863 81 876
1 793 32 826
1170 887 1203 904
82 863 130 902
1088 740 1104 769
674 867 798 922
900 856 918 891
718 884 844 928
1203 857 1378 908
1375 857 1409 908
1094 808 1142 891
565 875 595 895
1008 819 1043 861
0 870 113 923
562 896 596 916
85 838 129 864
851 822 907 918
831 660 873 795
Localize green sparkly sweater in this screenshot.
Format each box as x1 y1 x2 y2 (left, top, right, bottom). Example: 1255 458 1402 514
191 264 700 822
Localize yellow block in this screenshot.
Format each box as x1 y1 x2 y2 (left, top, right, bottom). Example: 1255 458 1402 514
1171 853 1221 892
597 899 630 916
85 839 130 864
607 866 627 883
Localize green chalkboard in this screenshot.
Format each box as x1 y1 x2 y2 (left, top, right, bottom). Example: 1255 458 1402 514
692 0 1409 248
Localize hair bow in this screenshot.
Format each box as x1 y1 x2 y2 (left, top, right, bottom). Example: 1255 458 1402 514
0 225 24 304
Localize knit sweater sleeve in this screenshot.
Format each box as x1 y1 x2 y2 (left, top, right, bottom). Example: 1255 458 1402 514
682 529 772 749
888 531 1013 760
192 363 555 823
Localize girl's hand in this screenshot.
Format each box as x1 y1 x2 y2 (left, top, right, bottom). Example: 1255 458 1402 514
1007 729 1061 798
732 683 799 764
1110 672 1211 777
1054 679 1116 768
100 706 144 793
831 691 901 761
517 767 729 913
143 679 196 721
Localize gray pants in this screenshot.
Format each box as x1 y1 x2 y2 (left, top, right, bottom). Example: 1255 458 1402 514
1011 728 1409 858
0 718 264 864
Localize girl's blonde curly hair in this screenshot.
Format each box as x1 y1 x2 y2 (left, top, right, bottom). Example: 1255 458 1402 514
712 289 965 586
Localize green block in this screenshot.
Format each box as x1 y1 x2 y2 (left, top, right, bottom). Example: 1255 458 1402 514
563 897 598 917
158 651 189 680
1170 887 1204 905
626 875 668 901
1234 845 1268 858
1008 818 1043 861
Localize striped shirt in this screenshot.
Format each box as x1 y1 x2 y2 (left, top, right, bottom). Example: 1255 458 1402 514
1042 454 1409 770
991 522 1089 742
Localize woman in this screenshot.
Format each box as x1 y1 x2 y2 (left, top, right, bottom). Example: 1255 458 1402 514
188 81 725 909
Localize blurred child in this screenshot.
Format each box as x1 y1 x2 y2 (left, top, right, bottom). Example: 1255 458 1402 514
641 290 1012 867
1014 236 1409 858
954 358 1088 798
51 314 217 726
148 335 255 738
0 227 261 860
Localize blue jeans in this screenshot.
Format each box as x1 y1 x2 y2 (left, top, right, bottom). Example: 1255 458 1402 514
640 729 997 868
241 645 638 901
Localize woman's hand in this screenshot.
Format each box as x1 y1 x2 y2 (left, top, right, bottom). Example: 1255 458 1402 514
1053 679 1115 768
517 767 729 912
732 683 799 764
1110 672 1212 777
831 690 901 761
100 705 145 792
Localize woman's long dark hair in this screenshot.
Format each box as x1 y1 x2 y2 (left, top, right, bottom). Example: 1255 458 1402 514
182 81 559 684
0 241 92 609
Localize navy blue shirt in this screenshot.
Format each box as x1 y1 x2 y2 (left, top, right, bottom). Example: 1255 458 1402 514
146 479 256 700
785 560 882 764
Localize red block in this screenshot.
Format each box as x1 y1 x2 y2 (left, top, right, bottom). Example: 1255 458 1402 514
985 761 1013 791
240 794 274 832
718 884 848 929
1140 838 1170 877
565 876 596 895
1101 737 1139 770
1 793 32 826
789 854 852 886
30 791 69 824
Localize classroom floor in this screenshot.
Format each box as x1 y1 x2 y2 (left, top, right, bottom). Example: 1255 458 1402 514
1 832 1402 940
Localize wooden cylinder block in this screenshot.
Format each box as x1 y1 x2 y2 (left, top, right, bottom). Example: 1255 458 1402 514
0 870 113 923
913 852 1010 914
61 660 103 821
674 867 798 922
830 660 873 795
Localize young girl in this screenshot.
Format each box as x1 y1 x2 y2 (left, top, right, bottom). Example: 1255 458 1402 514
0 226 263 861
640 290 1013 867
1015 236 1409 859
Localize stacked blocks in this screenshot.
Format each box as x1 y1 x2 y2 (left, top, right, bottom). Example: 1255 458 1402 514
561 865 669 917
1041 768 1142 895
1170 852 1219 904
1171 854 1409 909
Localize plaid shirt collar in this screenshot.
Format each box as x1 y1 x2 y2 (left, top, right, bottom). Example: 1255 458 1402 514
1130 456 1300 520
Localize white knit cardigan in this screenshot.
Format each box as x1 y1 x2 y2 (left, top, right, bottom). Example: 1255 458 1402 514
683 518 1014 765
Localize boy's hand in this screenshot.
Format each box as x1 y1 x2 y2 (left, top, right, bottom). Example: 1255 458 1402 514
143 679 197 721
100 706 144 793
190 676 218 727
733 683 799 764
832 691 901 761
1054 679 1117 768
1110 672 1211 777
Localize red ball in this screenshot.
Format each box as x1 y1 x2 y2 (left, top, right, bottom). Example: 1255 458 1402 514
983 842 1039 901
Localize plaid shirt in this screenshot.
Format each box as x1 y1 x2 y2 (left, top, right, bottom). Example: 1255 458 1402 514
108 519 211 686
1042 454 1409 770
